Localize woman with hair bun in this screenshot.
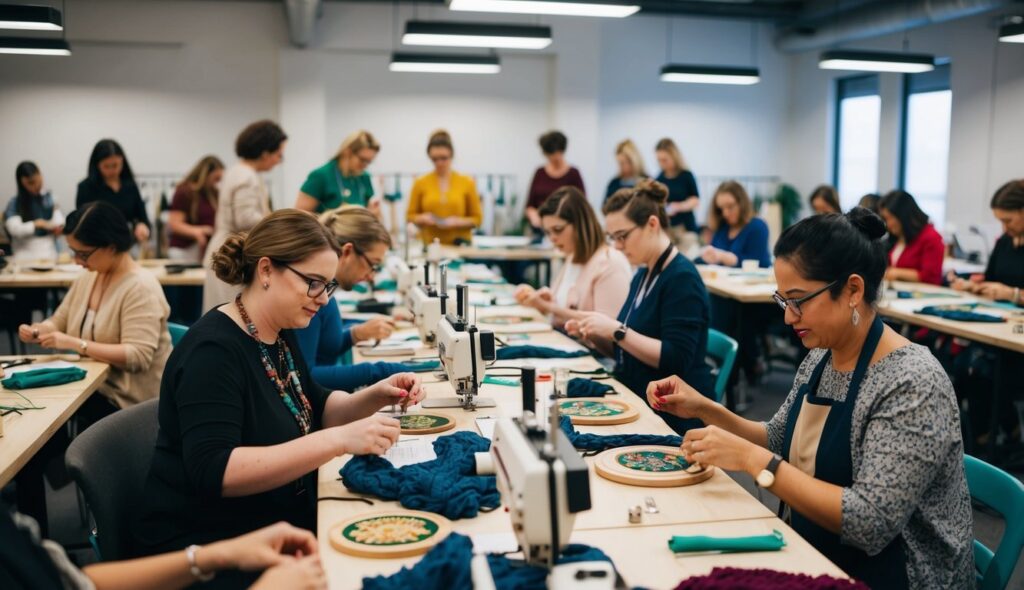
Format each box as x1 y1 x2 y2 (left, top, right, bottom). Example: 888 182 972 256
565 179 715 434
406 129 482 245
650 208 972 588
135 209 425 568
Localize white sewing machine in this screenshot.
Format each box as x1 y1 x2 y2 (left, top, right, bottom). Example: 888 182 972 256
422 283 497 410
473 374 616 589
385 255 417 302
407 262 443 345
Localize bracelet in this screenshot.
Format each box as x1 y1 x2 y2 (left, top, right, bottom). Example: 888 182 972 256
185 545 216 582
79 339 88 353
1014 287 1021 307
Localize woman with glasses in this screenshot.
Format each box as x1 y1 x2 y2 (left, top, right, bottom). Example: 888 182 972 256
564 180 715 435
514 187 631 330
203 120 288 313
295 130 381 215
18 202 171 419
295 207 409 391
648 208 972 588
406 129 482 245
135 210 423 571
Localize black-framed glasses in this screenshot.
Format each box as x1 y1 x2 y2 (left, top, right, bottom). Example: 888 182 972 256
69 246 98 262
353 248 383 273
605 225 639 245
543 223 569 238
772 280 838 316
278 262 339 298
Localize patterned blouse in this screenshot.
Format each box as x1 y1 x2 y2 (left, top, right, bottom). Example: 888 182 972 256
764 344 974 588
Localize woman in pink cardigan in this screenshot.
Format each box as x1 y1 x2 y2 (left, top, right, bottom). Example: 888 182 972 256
515 187 632 329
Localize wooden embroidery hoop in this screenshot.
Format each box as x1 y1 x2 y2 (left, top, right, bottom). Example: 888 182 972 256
398 411 457 435
329 510 452 558
594 445 715 487
559 397 639 426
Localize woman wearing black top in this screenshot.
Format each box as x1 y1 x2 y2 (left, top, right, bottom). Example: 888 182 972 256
134 210 423 569
566 180 715 434
76 139 150 244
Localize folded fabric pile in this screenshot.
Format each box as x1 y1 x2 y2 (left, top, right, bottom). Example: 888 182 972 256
915 304 1005 323
495 345 590 360
673 567 869 590
559 416 682 452
668 530 785 554
340 431 500 520
1 367 87 390
566 378 614 397
362 533 613 590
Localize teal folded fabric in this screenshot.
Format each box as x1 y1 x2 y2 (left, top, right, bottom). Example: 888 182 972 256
495 346 590 360
482 375 519 387
566 378 613 398
2 367 87 390
668 530 786 554
351 279 398 293
915 304 1006 323
399 360 442 373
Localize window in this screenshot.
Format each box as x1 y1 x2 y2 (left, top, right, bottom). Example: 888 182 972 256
900 64 951 228
833 75 881 210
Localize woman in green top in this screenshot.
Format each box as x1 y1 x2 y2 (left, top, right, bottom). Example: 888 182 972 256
296 130 380 215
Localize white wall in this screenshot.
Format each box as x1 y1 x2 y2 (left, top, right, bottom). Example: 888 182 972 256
781 11 1024 231
0 0 284 214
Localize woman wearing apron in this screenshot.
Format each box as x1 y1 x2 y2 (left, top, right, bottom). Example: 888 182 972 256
648 208 973 588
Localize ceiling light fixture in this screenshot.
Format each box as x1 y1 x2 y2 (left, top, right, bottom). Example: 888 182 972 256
659 64 760 85
403 21 552 49
818 49 935 73
0 4 63 31
389 52 501 74
447 0 639 19
0 36 70 55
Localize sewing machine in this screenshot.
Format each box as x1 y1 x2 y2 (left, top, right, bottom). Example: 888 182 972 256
385 255 417 302
421 283 497 410
407 262 444 345
472 371 616 589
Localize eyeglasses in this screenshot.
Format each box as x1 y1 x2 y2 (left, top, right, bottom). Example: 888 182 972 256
543 223 568 238
605 225 639 245
772 280 838 317
278 262 339 298
430 155 451 163
69 246 98 262
353 247 383 273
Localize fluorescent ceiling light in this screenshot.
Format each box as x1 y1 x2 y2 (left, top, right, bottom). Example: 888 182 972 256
0 4 63 31
0 36 70 55
448 0 639 18
389 52 500 74
998 21 1024 43
660 64 760 85
403 21 552 49
818 50 934 73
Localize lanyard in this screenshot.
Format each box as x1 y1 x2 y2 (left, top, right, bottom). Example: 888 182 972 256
628 243 675 318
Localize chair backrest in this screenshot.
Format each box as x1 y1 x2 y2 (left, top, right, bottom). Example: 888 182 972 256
167 322 188 347
964 454 1024 590
65 398 159 561
705 329 738 404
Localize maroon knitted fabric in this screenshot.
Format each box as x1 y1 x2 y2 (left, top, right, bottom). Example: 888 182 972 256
673 567 869 590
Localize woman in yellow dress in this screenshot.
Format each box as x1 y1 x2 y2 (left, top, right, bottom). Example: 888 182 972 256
406 129 482 245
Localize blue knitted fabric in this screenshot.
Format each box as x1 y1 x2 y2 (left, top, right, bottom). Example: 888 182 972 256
915 304 1006 323
559 416 683 452
362 533 613 590
495 345 590 360
566 378 613 398
339 431 500 520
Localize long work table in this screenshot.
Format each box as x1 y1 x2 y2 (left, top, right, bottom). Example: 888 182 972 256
317 298 844 589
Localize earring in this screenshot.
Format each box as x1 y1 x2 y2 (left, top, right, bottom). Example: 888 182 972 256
262 282 269 290
851 307 860 326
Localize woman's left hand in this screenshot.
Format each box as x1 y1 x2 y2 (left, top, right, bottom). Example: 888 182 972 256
37 331 75 351
371 372 425 410
133 222 150 243
682 425 770 476
977 282 1014 301
577 312 619 341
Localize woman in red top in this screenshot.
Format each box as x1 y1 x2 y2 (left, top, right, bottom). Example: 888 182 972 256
878 190 945 285
524 131 585 234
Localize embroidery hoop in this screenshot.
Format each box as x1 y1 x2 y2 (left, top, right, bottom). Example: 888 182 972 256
398 411 457 435
558 397 639 426
595 445 714 487
329 510 452 558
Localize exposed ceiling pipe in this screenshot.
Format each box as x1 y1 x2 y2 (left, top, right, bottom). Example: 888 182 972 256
284 0 323 48
776 0 1018 52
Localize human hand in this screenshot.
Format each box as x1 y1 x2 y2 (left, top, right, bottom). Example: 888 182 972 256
646 375 708 419
700 246 719 264
33 219 52 231
414 213 437 227
513 284 536 304
369 372 425 411
564 319 582 338
205 522 318 573
977 282 1014 301
682 425 771 476
577 312 619 341
333 414 401 456
250 555 326 590
38 330 75 351
352 317 395 342
533 287 553 302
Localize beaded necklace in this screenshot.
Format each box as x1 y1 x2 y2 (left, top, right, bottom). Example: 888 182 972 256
235 294 313 435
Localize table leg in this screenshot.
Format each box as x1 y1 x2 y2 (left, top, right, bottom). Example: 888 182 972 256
14 443 50 537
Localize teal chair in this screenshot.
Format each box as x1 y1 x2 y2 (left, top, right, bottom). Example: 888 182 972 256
706 329 738 404
965 454 1024 589
168 322 188 348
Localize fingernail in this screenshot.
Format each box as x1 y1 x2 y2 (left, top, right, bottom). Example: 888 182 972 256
399 390 408 397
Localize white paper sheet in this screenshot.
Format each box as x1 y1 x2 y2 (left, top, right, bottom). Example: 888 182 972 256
3 360 77 376
384 438 437 468
475 417 497 440
471 532 520 555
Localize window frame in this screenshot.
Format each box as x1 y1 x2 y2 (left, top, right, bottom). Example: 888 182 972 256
897 63 952 190
832 74 881 203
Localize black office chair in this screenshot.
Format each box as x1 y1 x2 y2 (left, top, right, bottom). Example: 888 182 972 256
65 398 158 561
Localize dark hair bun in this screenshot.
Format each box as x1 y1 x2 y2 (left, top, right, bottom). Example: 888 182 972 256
846 207 887 240
211 232 249 285
634 179 669 205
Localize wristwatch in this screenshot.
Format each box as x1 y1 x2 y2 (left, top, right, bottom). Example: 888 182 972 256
613 324 628 342
79 339 88 353
755 453 784 488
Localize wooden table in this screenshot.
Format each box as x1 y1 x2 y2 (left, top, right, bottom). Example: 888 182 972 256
0 259 205 288
319 306 839 588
